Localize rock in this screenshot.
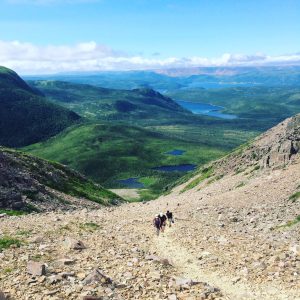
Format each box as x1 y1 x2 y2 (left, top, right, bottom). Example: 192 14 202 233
83 269 113 285
0 291 7 300
27 261 46 276
290 244 300 256
230 216 239 222
145 254 172 266
64 238 86 250
232 276 241 284
48 274 62 284
82 297 104 300
168 294 177 300
55 258 75 266
170 277 200 290
0 213 7 218
160 258 172 266
145 254 159 261
30 236 44 244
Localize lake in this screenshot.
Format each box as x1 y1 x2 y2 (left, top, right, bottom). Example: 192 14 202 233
166 149 186 156
176 100 237 119
153 164 196 172
117 178 144 188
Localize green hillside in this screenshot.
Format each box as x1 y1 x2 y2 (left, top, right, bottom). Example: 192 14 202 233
28 80 193 125
167 86 300 131
0 67 81 147
24 123 228 200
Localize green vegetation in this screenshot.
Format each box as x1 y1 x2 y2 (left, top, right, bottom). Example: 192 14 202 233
278 216 300 229
29 81 191 126
0 209 28 216
7 69 296 202
24 123 228 199
0 236 21 251
0 67 81 147
167 86 300 131
79 222 100 231
236 182 246 188
16 230 33 237
181 166 214 193
289 191 300 202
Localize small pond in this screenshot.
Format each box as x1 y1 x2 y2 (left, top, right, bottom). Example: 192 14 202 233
166 149 186 156
117 178 144 188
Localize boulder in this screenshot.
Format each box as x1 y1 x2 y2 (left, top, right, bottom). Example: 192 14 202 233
27 261 46 276
64 238 86 250
83 269 113 286
0 291 7 300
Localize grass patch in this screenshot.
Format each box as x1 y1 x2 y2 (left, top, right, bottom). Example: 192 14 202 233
289 191 300 202
3 268 13 274
30 254 43 261
79 222 100 231
181 166 214 193
16 230 33 237
0 237 22 251
236 182 246 188
59 225 72 232
207 174 224 185
0 209 28 216
278 216 300 229
139 177 158 187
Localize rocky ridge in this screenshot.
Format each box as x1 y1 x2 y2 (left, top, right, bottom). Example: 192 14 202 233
0 114 299 299
0 147 122 212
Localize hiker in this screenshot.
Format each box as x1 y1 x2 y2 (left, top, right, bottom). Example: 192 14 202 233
159 212 167 233
166 210 174 227
153 214 161 236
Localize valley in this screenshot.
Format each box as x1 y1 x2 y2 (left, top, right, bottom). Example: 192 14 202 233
2 66 299 202
0 113 299 299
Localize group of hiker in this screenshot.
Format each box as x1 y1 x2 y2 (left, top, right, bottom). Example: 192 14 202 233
153 210 174 236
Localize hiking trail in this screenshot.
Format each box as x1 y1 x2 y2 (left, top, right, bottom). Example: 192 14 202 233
153 226 299 300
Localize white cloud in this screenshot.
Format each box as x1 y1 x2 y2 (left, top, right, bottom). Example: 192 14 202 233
0 40 300 74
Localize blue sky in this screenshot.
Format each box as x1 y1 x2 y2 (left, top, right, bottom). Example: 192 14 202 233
0 0 300 73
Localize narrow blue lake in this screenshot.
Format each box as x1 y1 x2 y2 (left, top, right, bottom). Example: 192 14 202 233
117 178 144 188
153 164 196 172
166 149 186 156
176 100 237 120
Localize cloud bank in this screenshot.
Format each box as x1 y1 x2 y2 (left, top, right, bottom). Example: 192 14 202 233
1 40 300 74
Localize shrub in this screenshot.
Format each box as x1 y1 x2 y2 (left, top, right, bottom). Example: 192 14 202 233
0 237 21 251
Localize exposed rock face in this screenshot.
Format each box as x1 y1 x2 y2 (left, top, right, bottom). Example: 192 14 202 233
0 147 122 211
214 114 300 173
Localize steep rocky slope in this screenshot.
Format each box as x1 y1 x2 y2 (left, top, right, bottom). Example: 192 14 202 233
0 147 122 212
0 115 299 299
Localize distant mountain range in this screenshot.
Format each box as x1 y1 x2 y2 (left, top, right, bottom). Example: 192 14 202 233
25 66 300 91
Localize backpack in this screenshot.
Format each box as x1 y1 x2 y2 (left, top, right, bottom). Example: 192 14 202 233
154 217 161 227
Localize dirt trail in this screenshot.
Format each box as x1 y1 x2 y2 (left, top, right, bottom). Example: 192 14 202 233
153 226 299 300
